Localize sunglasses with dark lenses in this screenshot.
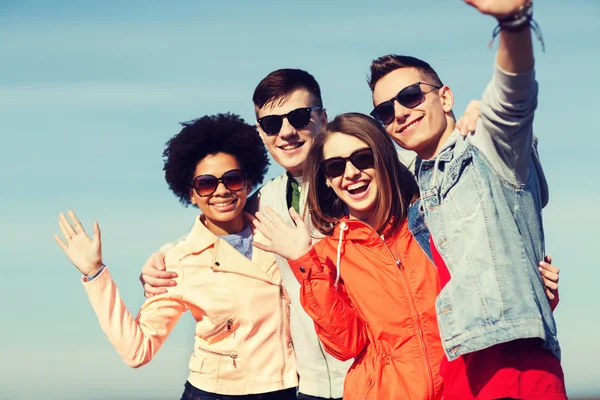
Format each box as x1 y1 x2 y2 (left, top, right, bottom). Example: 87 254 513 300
191 169 246 197
257 106 322 136
322 148 375 179
370 82 442 125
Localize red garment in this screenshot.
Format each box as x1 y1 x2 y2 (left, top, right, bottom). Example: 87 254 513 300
431 236 567 400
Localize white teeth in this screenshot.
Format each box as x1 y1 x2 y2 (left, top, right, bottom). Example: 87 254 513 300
348 182 368 191
280 142 303 150
402 119 420 132
211 200 235 208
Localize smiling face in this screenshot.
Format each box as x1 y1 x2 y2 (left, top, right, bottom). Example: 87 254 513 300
322 132 379 223
189 152 251 235
256 89 327 176
372 67 455 160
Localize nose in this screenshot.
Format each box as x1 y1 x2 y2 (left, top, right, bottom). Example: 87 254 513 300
344 160 361 180
278 117 297 139
212 180 229 196
393 100 410 123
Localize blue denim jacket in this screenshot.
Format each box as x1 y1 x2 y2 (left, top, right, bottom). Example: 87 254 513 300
416 65 560 362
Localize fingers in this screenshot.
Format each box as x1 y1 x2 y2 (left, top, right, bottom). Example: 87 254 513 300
69 210 87 236
264 206 286 227
289 207 306 227
253 212 274 237
59 212 77 238
539 259 559 292
93 221 101 243
54 234 68 252
545 287 556 301
252 240 271 253
58 214 73 241
456 116 469 136
144 283 168 298
544 254 552 264
140 274 176 289
542 276 558 291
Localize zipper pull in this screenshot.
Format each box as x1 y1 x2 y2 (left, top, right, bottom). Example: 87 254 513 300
226 319 233 332
279 285 284 299
230 352 238 368
396 260 404 270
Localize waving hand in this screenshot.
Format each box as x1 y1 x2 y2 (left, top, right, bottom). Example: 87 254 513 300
54 210 104 276
252 207 313 261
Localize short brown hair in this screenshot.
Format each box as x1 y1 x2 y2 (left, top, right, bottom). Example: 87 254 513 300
252 68 323 111
302 113 419 238
368 55 443 91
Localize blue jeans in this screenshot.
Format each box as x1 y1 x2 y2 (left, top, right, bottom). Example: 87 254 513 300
180 381 297 400
297 394 342 400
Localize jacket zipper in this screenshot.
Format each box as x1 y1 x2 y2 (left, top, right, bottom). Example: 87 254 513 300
279 284 286 383
380 237 435 398
196 344 238 368
211 265 288 380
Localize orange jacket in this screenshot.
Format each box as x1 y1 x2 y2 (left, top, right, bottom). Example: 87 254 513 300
289 218 444 400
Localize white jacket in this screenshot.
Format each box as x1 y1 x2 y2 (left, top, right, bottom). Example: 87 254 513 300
248 173 351 398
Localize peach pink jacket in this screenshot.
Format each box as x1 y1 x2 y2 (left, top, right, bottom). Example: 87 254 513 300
82 217 298 395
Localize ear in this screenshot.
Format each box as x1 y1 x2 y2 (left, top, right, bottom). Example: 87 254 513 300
319 108 328 125
439 86 454 114
256 122 267 144
325 178 332 188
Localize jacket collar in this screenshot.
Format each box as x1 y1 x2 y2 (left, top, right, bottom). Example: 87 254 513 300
177 214 277 282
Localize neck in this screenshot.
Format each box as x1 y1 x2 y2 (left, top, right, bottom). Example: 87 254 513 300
203 214 246 236
418 119 456 160
287 169 303 180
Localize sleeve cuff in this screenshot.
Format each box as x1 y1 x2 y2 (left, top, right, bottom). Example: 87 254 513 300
288 247 323 283
82 264 106 283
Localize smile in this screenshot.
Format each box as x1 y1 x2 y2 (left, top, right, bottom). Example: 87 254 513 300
209 199 237 208
278 142 305 151
399 116 423 133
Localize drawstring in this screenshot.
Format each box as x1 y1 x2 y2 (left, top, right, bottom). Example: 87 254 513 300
334 221 348 289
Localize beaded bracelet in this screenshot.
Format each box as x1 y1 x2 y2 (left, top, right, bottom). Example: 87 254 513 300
488 0 545 52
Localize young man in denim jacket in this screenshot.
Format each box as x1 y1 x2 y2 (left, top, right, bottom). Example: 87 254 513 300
368 0 565 398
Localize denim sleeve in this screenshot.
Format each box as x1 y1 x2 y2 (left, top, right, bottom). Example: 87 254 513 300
470 62 539 185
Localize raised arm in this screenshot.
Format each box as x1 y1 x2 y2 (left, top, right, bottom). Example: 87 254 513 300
252 206 368 361
55 210 186 368
465 0 541 185
85 267 186 367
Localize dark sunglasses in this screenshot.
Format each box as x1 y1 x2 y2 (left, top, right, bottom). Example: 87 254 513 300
322 148 375 179
191 169 246 197
257 106 322 136
370 82 442 125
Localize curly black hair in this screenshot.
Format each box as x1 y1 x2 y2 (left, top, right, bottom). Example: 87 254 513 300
163 113 270 207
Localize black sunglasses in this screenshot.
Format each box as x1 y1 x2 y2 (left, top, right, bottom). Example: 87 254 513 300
191 169 246 197
322 148 375 179
257 106 322 136
370 82 442 125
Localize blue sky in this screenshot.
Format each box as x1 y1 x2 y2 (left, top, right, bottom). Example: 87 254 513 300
1 0 599 398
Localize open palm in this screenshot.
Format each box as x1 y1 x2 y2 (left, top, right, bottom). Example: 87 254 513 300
54 210 104 276
252 206 313 261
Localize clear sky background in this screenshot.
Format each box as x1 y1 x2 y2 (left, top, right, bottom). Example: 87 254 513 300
1 1 599 399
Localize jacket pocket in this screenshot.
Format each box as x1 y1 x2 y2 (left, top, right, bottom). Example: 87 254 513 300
196 344 239 369
188 353 216 375
197 283 241 340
